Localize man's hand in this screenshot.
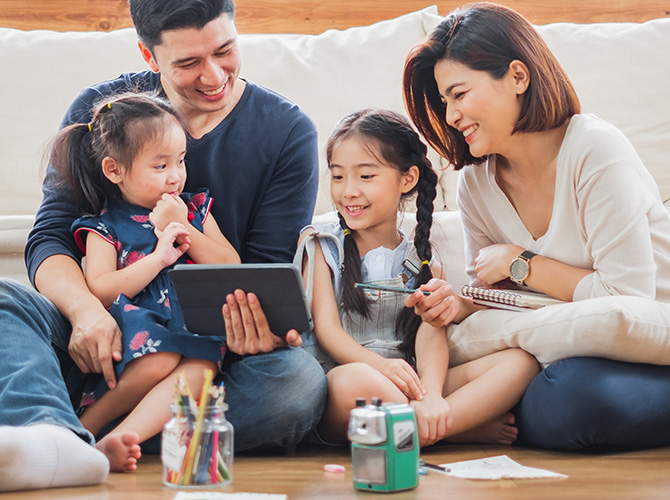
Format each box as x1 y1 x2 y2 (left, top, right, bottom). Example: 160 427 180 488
222 289 302 355
68 300 123 389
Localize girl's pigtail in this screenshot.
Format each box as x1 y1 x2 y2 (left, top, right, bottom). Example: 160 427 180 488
338 212 371 318
397 142 438 359
49 92 180 216
50 121 107 214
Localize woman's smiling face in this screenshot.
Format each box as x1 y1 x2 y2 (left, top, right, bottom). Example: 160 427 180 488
433 58 525 158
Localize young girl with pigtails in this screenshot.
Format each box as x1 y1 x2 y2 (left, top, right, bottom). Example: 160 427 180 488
49 92 239 472
296 109 539 447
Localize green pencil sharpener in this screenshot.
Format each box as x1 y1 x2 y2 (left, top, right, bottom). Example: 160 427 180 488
348 397 419 493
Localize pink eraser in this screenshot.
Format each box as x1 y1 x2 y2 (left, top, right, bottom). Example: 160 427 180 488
324 463 345 473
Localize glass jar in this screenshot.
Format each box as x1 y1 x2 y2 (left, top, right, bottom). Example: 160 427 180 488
162 403 234 488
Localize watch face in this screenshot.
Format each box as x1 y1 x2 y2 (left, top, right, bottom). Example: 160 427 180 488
510 258 529 282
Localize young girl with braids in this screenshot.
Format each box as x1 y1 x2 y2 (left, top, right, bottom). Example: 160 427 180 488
49 92 239 471
296 109 539 446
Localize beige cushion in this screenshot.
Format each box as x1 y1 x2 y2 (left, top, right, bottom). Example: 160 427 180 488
447 295 670 367
0 216 33 284
539 20 670 210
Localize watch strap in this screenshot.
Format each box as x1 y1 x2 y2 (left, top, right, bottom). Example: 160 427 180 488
519 250 536 261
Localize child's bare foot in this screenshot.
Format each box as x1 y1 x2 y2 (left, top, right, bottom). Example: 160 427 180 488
449 413 519 445
96 432 142 472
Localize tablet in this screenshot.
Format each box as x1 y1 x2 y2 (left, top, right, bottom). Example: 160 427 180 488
168 263 313 337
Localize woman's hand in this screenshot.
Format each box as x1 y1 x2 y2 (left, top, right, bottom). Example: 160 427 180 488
474 244 523 287
371 357 425 401
411 393 453 447
153 222 191 267
404 279 464 327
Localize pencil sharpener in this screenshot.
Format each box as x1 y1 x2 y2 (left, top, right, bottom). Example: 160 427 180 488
348 397 418 492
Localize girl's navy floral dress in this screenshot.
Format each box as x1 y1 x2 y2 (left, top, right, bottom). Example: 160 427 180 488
71 190 226 411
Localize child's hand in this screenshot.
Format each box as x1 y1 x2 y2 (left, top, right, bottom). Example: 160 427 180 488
373 357 426 401
150 193 189 233
411 393 452 447
404 279 462 327
154 222 191 267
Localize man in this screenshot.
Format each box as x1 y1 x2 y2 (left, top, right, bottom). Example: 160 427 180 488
0 0 326 491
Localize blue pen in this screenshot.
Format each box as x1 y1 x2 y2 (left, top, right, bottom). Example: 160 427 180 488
354 283 430 295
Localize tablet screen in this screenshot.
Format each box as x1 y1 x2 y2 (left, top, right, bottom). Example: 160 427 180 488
169 263 313 337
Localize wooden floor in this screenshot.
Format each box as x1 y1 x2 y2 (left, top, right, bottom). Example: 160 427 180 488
3 443 670 499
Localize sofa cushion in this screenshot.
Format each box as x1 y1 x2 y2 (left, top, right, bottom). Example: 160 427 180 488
0 6 441 218
539 20 670 210
0 215 34 284
0 27 147 216
238 6 443 215
447 294 670 368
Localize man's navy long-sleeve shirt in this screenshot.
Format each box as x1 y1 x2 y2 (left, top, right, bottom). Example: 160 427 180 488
26 71 319 284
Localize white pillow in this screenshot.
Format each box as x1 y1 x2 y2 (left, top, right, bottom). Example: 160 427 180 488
447 295 670 368
0 27 146 216
239 6 442 215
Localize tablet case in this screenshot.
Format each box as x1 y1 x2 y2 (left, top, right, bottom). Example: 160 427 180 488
169 263 313 336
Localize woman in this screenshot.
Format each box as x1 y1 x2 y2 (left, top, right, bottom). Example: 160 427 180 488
402 2 670 450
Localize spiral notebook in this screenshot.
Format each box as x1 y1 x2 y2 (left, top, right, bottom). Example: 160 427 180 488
460 285 564 312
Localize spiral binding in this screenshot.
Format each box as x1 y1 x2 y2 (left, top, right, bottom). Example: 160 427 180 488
461 285 523 306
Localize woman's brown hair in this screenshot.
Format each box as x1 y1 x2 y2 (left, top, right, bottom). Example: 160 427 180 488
403 2 580 170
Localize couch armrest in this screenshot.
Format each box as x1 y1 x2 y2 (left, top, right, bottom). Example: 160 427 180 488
0 215 33 285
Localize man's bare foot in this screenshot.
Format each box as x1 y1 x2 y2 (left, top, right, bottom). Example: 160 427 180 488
449 413 519 445
96 432 142 472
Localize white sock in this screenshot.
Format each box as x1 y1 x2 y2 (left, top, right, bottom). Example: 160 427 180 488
0 424 109 492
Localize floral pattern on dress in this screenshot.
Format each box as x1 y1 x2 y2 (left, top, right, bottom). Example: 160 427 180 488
129 331 163 358
70 189 226 412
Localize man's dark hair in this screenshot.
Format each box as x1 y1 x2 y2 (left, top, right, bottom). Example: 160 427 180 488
128 0 236 50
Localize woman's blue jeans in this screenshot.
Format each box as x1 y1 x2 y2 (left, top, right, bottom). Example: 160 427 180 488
516 357 670 449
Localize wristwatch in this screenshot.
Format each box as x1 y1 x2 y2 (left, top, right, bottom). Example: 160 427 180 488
509 250 536 285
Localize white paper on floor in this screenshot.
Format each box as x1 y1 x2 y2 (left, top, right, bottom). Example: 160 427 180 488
439 455 567 480
173 493 287 500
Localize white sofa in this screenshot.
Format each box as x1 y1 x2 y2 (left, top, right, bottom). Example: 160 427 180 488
1 6 669 290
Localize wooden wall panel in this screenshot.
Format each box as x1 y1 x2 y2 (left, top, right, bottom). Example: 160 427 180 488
1 0 132 32
1 0 668 33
